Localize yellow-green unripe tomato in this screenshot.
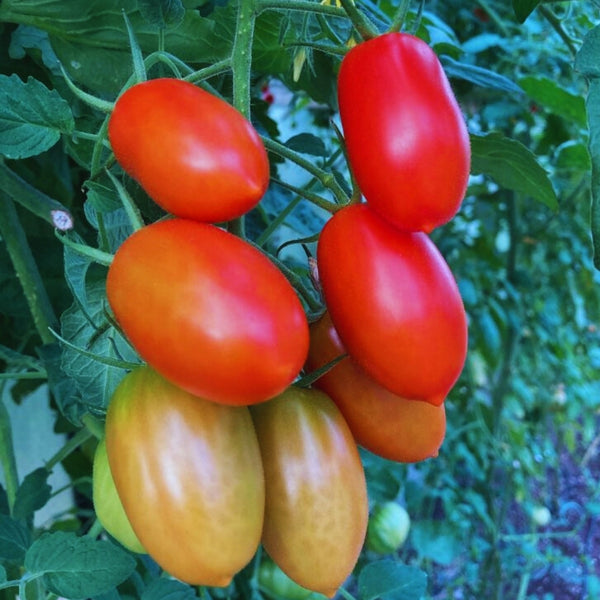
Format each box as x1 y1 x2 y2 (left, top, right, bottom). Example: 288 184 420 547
366 502 411 554
258 558 326 600
92 438 145 553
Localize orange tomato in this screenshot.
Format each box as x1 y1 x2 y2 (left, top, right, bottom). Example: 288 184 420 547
306 312 446 463
251 387 368 597
105 366 265 586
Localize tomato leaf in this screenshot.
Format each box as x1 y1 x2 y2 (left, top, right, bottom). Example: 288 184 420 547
59 281 141 420
141 578 197 600
13 467 52 521
575 24 600 269
284 133 328 157
138 0 185 28
410 520 461 566
24 531 136 600
0 514 31 560
0 74 74 160
442 57 522 94
512 0 540 23
357 560 427 600
470 132 558 210
519 76 587 127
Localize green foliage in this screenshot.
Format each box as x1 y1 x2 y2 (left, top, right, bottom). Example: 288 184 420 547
0 1 598 599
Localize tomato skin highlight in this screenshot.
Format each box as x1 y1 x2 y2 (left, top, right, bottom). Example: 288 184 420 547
108 78 269 223
106 218 309 406
92 438 146 554
337 33 470 233
105 366 265 586
317 204 467 405
306 312 446 463
251 387 368 598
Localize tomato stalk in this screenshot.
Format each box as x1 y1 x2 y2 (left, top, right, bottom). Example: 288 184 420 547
257 0 345 18
232 0 257 121
388 0 411 33
338 0 379 41
262 138 349 206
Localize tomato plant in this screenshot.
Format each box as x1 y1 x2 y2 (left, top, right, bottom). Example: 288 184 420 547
251 387 368 598
92 438 145 554
366 502 411 555
106 218 309 406
105 366 265 586
337 32 471 233
317 203 468 405
306 311 446 463
108 78 269 223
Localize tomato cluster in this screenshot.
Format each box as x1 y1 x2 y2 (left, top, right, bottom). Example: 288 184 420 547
99 79 367 595
308 32 470 462
98 33 469 590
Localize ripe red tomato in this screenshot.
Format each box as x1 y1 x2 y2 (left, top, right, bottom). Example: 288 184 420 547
337 33 470 233
317 203 467 405
306 312 446 463
92 438 145 554
251 387 368 598
108 78 269 223
105 366 265 586
106 218 309 406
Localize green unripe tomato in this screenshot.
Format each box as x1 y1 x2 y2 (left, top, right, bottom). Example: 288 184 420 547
92 438 145 554
258 558 325 600
531 505 551 527
366 502 411 554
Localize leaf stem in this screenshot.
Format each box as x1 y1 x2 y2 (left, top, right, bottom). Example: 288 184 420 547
389 0 411 32
0 193 57 344
262 137 349 205
257 0 345 18
339 0 379 40
45 427 94 472
54 231 114 267
538 4 577 57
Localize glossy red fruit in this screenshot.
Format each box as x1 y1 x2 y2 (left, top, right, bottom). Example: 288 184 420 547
306 312 446 462
337 33 470 233
105 366 265 586
108 78 269 223
316 203 467 405
106 218 309 406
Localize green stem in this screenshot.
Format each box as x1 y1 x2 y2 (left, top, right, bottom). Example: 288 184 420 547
54 231 114 266
0 162 73 231
0 397 19 514
389 0 411 32
339 0 379 40
476 0 510 37
45 427 94 471
270 177 340 213
105 169 145 231
258 0 345 18
538 4 577 57
184 58 232 84
0 372 47 381
262 137 349 205
232 0 256 120
0 194 57 344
